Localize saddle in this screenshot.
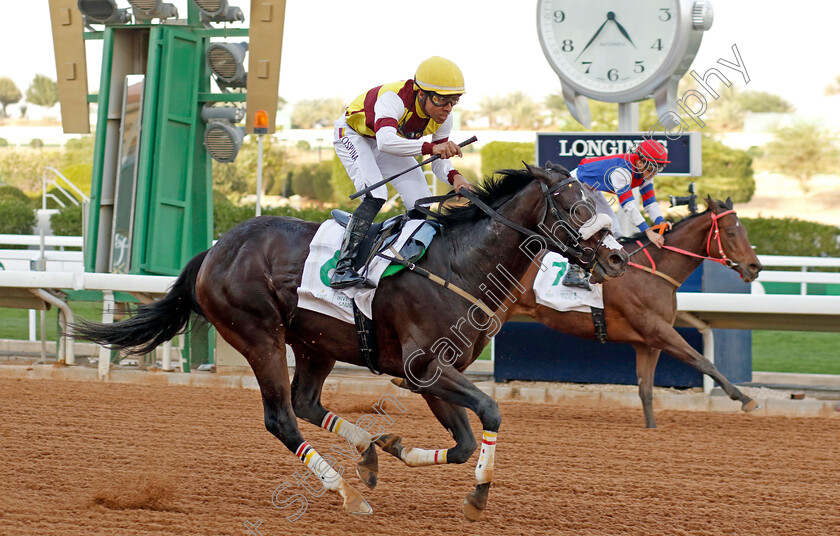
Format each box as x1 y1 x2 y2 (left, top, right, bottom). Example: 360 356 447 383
330 210 436 276
329 210 439 375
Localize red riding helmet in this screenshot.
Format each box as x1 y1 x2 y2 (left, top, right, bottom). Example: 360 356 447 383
637 139 670 164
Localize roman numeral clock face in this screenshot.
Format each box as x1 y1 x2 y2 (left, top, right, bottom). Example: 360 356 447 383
538 0 679 100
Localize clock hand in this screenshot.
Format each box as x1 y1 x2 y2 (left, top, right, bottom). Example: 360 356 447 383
608 12 636 48
574 16 610 61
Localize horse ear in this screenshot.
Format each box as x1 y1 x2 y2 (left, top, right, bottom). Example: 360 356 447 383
704 195 713 209
725 197 734 209
523 161 547 180
544 161 571 177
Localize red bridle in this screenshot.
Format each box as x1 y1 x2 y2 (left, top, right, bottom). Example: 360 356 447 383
629 209 737 277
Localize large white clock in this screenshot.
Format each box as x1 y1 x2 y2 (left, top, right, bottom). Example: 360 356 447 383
537 0 714 128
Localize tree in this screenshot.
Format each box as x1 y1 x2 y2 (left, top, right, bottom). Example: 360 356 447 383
503 92 541 129
25 74 59 110
212 136 291 199
706 86 793 131
544 93 661 132
738 90 793 114
0 77 22 118
477 95 504 129
762 122 840 193
825 75 840 96
291 97 345 129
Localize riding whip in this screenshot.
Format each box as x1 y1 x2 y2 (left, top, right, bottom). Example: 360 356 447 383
349 136 478 200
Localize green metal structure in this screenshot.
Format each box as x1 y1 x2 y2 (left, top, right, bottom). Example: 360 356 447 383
84 9 246 276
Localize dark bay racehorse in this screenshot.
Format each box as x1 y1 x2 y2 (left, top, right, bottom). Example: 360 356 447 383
289 197 762 491
74 164 627 521
501 197 764 428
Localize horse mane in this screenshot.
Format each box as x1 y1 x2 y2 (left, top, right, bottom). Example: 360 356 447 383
428 168 536 226
618 199 729 245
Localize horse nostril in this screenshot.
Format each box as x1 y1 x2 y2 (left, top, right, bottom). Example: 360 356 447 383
609 253 625 267
750 263 763 273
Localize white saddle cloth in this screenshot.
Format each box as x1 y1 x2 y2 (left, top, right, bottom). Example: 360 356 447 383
296 219 427 324
533 251 605 312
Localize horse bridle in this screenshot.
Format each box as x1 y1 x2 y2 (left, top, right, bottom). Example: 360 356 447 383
628 208 739 277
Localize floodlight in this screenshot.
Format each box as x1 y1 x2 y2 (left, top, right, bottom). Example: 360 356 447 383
202 106 245 163
127 0 179 21
77 0 131 24
191 0 244 24
206 42 248 89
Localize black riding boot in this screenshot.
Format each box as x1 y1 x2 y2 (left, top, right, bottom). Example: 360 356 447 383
330 196 384 290
562 263 592 291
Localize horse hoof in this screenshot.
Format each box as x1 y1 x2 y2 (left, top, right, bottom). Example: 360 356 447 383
462 482 491 522
743 399 761 413
356 443 379 489
338 480 373 515
356 464 377 489
375 434 404 459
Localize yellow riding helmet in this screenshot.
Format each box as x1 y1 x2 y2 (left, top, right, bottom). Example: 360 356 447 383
414 56 465 95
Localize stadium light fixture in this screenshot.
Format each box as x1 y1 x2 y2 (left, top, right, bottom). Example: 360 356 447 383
206 42 248 90
77 0 131 25
191 0 244 24
127 0 179 22
202 105 245 163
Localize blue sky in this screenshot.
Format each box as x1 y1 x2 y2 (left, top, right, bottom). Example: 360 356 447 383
3 1 838 114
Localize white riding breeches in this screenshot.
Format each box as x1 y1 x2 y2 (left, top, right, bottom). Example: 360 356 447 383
334 118 432 210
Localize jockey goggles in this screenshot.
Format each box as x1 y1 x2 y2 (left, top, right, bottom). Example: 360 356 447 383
426 91 461 108
641 157 666 173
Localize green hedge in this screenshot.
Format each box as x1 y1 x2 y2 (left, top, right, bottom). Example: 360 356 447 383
0 184 34 206
741 217 840 258
50 204 84 236
480 141 534 178
0 199 36 236
212 196 405 239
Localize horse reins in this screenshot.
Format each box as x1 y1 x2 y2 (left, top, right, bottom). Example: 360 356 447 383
416 179 603 270
394 175 607 314
627 209 737 287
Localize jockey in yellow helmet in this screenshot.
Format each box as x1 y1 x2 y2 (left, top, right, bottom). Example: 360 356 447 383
330 56 471 289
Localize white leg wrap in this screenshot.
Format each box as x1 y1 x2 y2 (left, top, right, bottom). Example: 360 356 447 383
475 431 497 485
321 412 372 452
400 447 448 467
295 441 342 491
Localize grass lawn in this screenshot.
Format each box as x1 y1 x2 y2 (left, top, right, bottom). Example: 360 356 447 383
0 302 104 341
752 330 840 375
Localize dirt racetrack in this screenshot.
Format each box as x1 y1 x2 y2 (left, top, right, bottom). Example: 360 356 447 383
1 377 839 536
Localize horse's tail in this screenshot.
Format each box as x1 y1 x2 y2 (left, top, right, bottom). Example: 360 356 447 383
73 250 209 356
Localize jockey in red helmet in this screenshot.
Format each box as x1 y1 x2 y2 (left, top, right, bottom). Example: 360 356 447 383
562 139 670 290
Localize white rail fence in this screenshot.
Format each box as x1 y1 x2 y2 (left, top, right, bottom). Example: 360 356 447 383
752 255 840 295
1 234 839 385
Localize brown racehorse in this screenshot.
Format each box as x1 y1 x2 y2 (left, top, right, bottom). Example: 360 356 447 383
73 164 628 521
504 197 763 428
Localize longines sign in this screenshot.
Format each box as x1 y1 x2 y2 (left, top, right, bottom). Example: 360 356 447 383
536 132 701 177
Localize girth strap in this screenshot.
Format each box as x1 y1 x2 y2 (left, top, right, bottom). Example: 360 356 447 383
353 302 381 375
590 307 608 343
